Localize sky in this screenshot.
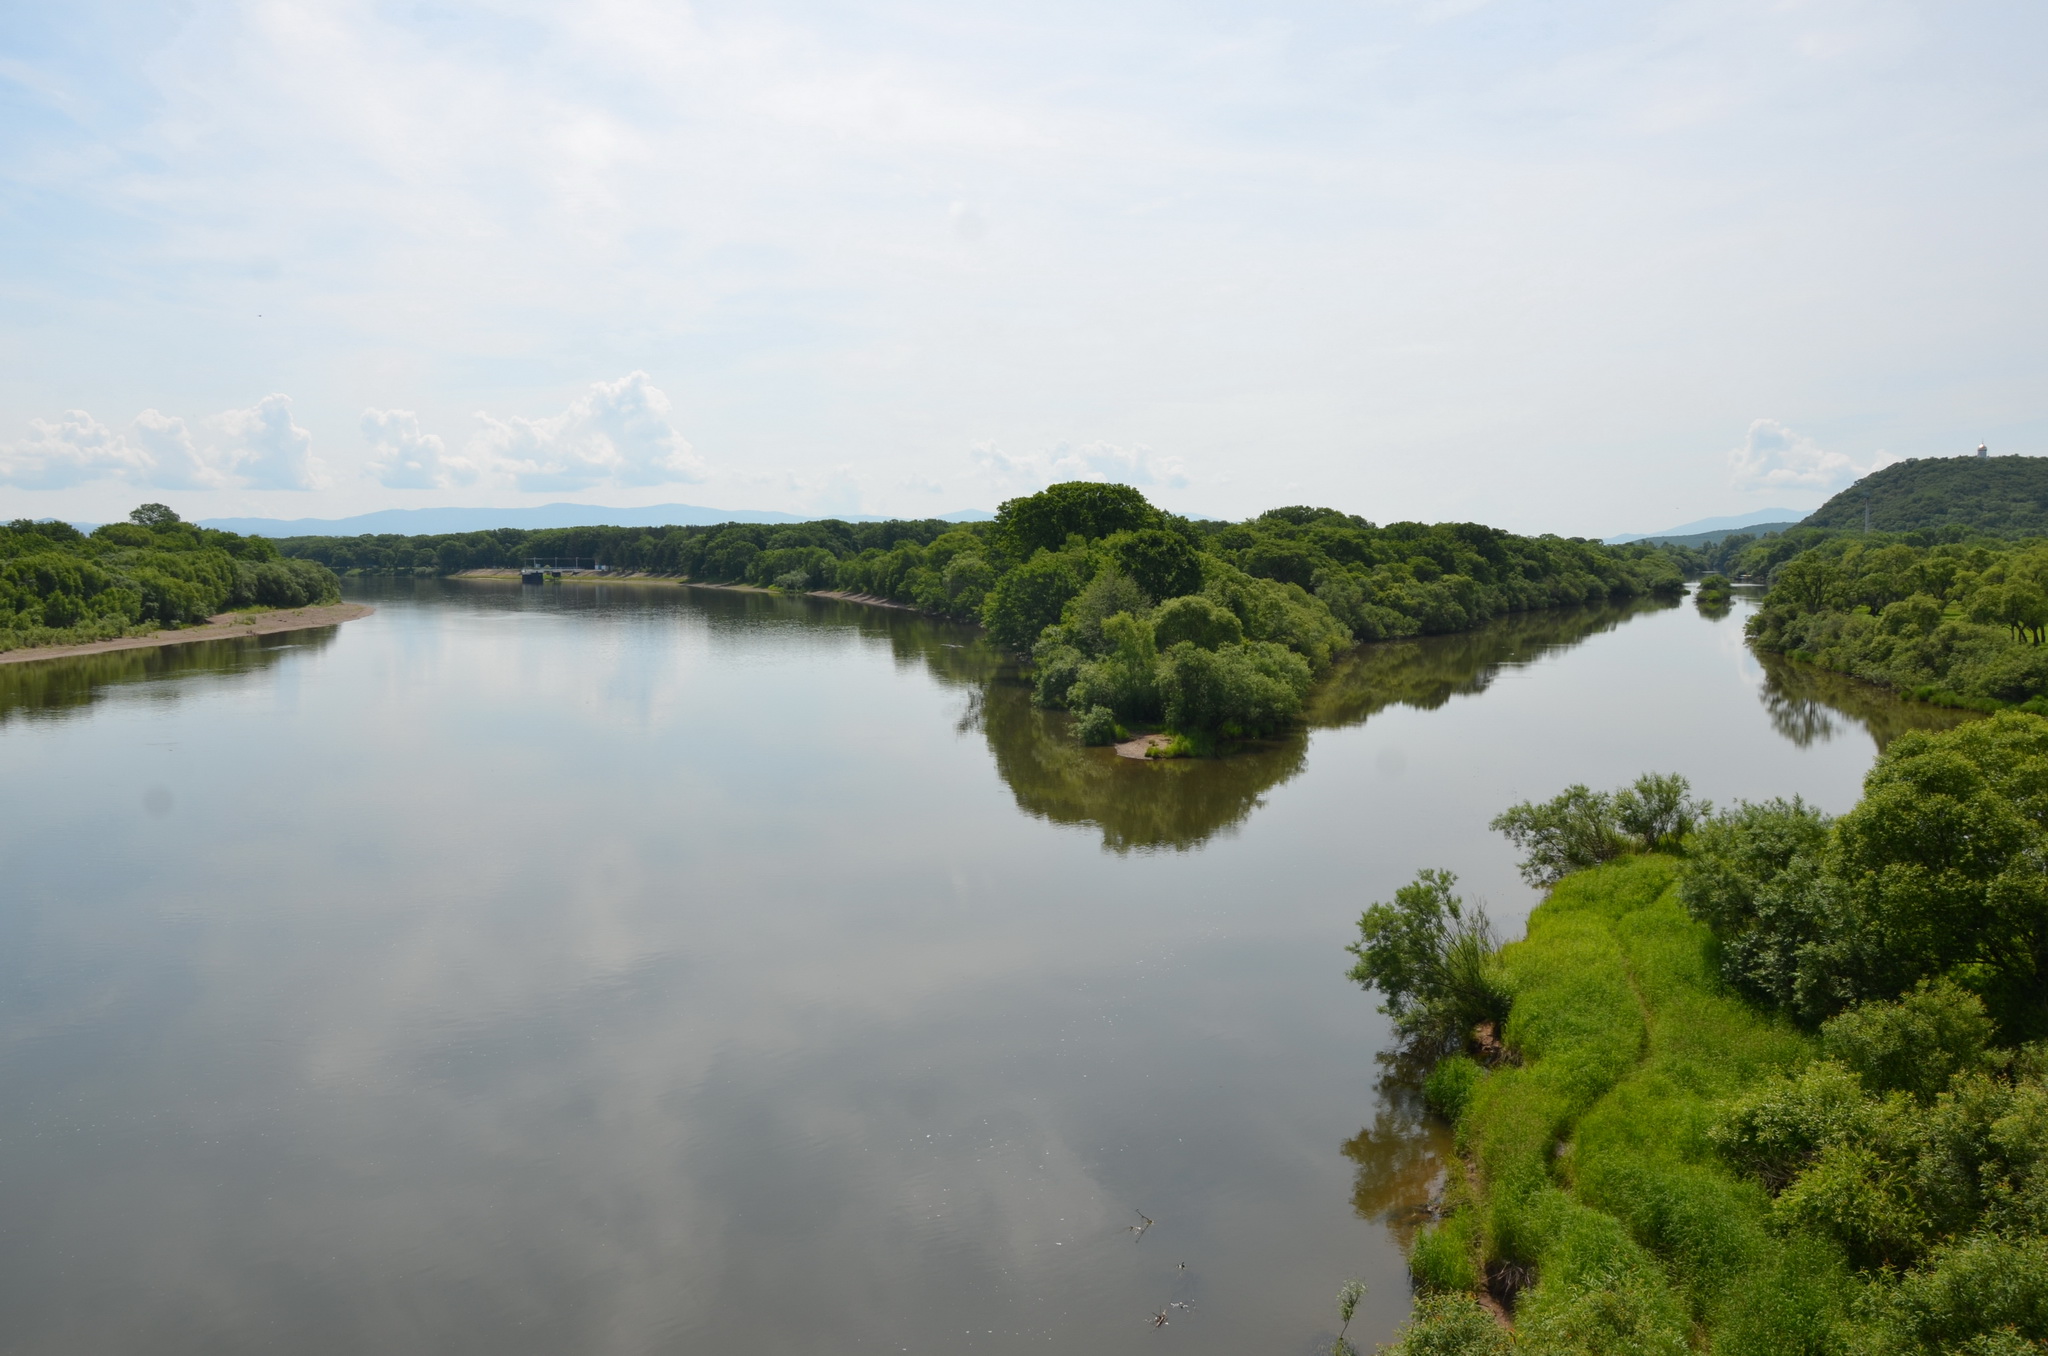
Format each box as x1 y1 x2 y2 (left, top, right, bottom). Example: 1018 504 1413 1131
0 0 2042 535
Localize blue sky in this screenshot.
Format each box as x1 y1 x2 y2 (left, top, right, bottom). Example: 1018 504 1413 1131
1 0 2042 533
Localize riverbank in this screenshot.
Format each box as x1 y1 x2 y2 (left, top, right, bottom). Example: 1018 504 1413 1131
0 603 375 666
451 570 927 613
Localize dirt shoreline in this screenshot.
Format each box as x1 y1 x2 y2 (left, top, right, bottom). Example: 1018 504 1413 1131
0 603 375 667
451 570 925 613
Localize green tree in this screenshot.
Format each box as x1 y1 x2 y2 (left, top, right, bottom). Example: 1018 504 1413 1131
1150 594 1243 651
128 503 182 528
1345 869 1508 1053
981 549 1089 651
1490 784 1630 886
992 481 1159 557
1105 527 1203 601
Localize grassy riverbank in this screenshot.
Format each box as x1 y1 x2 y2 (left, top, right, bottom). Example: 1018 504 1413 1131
1365 715 2048 1355
1415 855 1826 1352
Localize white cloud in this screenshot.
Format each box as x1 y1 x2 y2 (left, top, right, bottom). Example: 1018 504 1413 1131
1727 418 1895 493
470 373 706 492
0 396 321 491
0 410 157 490
969 440 1189 497
364 409 477 490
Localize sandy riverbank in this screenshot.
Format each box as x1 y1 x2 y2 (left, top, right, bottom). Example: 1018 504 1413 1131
0 603 375 667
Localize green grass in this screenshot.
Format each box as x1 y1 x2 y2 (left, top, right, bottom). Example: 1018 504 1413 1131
1433 856 1857 1353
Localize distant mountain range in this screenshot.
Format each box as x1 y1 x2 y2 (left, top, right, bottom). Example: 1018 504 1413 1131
1605 508 1810 545
190 503 996 537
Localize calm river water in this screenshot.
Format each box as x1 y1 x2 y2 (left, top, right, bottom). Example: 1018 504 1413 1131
0 582 1963 1355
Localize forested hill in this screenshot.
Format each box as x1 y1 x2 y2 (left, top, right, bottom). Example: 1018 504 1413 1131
1805 455 2048 534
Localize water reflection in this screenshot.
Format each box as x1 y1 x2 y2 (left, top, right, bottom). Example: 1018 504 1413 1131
1341 1058 1455 1247
1757 650 1975 751
0 630 340 727
977 599 1675 854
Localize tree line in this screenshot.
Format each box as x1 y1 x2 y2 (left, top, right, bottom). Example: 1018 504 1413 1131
1744 534 2048 710
1 504 341 654
277 482 1683 747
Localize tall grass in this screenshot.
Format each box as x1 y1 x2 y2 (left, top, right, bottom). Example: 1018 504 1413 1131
1429 856 1852 1353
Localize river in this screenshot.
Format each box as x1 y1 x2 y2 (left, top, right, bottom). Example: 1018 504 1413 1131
0 581 1964 1355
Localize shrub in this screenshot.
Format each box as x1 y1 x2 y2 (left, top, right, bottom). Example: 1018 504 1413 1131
1491 785 1631 887
1074 705 1119 746
1157 639 1311 737
1347 870 1509 1054
1820 978 1997 1102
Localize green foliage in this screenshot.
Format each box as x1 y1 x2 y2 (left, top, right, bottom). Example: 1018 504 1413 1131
1820 978 1997 1102
1746 534 2048 706
1149 593 1243 651
1491 773 1706 886
1066 612 1161 724
1611 772 1708 852
1391 754 2048 1356
129 503 181 528
1410 1214 1482 1294
1803 455 2048 535
1156 638 1312 737
1057 568 1151 655
983 547 1092 651
1073 705 1120 746
1424 1054 1485 1121
0 508 340 653
1346 870 1509 1054
1684 713 2048 1037
993 481 1160 557
1381 1293 1512 1356
1103 527 1203 601
1677 797 1836 1015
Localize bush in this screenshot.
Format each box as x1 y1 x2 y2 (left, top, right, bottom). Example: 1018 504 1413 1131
1491 785 1631 887
1493 774 1707 886
1074 705 1119 746
1347 870 1508 1054
1157 638 1311 737
1820 978 1997 1102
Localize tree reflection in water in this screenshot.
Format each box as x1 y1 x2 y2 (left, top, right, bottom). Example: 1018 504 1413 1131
1755 650 1975 752
0 630 341 728
973 598 1674 854
1341 1053 1456 1245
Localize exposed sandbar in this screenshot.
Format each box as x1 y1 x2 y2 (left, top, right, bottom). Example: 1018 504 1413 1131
0 603 375 667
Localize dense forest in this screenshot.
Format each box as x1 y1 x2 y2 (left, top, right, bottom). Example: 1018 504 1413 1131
1350 714 2048 1355
277 482 1682 747
1805 456 2048 536
1 504 340 654
1745 535 2048 711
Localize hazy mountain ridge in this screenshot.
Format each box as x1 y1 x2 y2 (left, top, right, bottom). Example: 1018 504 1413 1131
193 503 996 537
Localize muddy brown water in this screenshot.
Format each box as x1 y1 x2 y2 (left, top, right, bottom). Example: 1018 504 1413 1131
0 580 1960 1355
